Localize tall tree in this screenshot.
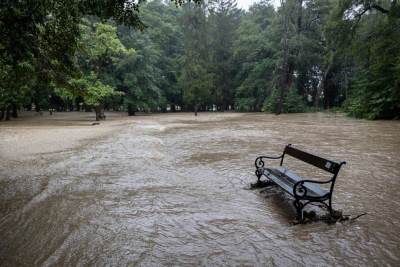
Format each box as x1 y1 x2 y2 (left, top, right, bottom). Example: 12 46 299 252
233 1 277 111
208 0 241 110
117 30 164 115
69 22 132 120
263 0 307 114
326 0 400 118
180 2 214 115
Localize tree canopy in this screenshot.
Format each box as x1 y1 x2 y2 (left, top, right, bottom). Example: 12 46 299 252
1 0 399 120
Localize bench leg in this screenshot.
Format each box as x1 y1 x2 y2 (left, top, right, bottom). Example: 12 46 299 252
328 197 340 219
293 199 304 221
251 169 275 189
255 168 262 181
250 168 264 188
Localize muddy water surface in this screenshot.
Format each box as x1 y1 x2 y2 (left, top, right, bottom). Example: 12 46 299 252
1 113 400 266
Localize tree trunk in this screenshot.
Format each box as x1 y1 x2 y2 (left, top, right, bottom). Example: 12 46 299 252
0 108 4 120
95 106 100 121
314 82 322 108
5 106 11 121
297 0 303 34
278 0 291 115
95 104 106 121
128 104 136 116
35 101 40 112
100 107 105 119
12 103 18 118
322 63 336 109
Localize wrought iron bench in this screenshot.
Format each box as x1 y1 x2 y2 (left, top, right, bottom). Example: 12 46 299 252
253 144 346 221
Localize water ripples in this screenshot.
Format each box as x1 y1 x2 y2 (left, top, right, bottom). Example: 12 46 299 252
1 113 400 266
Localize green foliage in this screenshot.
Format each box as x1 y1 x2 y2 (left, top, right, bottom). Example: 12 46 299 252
331 0 400 119
233 2 277 111
262 87 281 114
69 73 120 107
208 0 241 109
180 2 213 112
79 21 134 71
74 22 131 117
116 48 163 113
263 86 306 113
54 87 76 102
0 0 141 110
116 0 184 114
181 63 215 109
284 86 307 113
235 98 257 112
84 23 134 62
1 0 399 120
0 0 199 120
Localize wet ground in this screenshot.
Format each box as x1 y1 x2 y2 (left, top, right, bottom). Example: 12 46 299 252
1 112 400 266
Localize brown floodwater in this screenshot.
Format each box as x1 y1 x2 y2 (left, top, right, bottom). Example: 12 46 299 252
1 113 400 266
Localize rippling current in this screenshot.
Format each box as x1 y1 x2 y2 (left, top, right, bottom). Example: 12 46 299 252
1 113 400 266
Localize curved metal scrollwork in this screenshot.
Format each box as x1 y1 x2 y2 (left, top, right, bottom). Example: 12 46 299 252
294 181 308 198
254 157 265 169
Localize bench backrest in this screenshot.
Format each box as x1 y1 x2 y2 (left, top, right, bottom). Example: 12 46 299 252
282 145 341 174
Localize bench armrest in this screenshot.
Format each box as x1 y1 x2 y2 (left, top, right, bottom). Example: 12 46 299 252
293 179 332 198
254 154 283 169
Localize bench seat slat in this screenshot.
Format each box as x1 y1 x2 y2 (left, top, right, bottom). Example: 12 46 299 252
263 167 329 198
265 170 295 195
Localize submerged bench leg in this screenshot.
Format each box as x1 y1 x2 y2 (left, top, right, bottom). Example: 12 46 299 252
255 168 263 181
293 199 304 221
328 197 337 218
251 168 265 188
251 168 276 189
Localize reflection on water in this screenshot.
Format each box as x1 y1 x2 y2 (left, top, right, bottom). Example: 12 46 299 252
1 113 400 266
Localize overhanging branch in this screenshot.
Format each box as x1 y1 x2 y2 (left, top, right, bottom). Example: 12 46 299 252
370 4 390 14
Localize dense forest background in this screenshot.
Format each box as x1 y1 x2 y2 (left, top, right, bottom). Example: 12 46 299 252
1 0 399 120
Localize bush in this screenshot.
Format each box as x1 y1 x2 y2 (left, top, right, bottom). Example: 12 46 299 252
235 98 256 111
262 86 306 113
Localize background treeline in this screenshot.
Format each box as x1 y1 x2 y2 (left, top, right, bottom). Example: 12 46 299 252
1 0 399 120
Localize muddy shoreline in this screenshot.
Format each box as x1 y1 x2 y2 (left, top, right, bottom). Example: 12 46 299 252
0 112 135 161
